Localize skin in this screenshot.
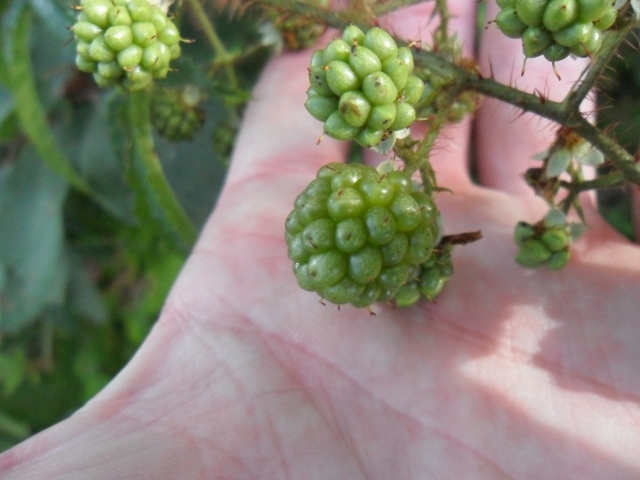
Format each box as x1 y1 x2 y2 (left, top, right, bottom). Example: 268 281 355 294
2 2 640 478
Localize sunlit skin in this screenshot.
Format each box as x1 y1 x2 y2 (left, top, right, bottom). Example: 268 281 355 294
2 2 640 478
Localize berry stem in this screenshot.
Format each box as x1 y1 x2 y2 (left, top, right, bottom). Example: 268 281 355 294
434 0 450 47
127 90 198 254
370 0 428 17
563 170 626 192
184 0 239 90
564 21 635 113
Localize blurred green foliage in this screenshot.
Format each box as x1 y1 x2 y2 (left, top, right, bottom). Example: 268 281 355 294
0 0 271 451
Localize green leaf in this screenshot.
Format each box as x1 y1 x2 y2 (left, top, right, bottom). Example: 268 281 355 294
109 90 197 255
73 343 111 400
29 0 76 41
0 147 68 332
0 5 91 195
0 349 27 397
0 410 30 440
58 91 136 221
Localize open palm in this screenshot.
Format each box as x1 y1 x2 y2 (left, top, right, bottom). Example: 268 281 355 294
2 2 640 479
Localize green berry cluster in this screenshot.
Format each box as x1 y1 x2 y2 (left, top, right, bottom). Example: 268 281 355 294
305 26 425 148
151 86 205 141
514 221 571 269
72 0 182 91
495 0 617 60
285 163 442 308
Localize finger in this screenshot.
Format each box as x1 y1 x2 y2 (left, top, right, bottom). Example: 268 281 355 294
199 48 350 241
363 1 478 189
225 50 349 189
476 1 593 195
634 186 640 241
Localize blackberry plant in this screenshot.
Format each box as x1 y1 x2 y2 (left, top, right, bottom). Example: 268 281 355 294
2 0 640 451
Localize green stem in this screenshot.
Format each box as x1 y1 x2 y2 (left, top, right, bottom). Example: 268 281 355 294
40 318 54 372
372 0 432 16
565 22 634 112
184 0 238 89
434 0 449 44
561 169 625 193
127 90 198 252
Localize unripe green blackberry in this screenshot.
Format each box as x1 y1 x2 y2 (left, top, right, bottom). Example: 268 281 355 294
494 0 618 61
72 0 182 91
305 26 425 148
150 86 205 141
513 221 571 269
286 163 442 308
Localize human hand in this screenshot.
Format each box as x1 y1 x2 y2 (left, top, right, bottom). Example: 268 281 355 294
3 2 640 478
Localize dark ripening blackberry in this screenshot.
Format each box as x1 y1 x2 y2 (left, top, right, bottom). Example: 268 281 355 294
285 163 443 308
72 0 182 91
305 25 425 148
494 0 618 62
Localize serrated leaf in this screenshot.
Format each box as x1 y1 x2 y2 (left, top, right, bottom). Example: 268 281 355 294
0 147 68 332
546 149 571 177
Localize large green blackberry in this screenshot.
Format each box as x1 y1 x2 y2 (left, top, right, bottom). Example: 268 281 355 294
285 163 441 308
305 25 425 148
494 0 618 61
72 0 182 91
